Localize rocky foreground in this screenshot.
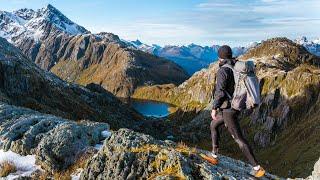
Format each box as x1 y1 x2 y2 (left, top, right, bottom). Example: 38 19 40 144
0 102 109 173
81 129 281 180
1 102 320 179
0 102 282 179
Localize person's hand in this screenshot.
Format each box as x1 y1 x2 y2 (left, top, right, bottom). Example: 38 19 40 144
211 109 217 121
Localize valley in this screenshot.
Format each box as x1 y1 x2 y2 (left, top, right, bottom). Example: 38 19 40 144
0 3 320 180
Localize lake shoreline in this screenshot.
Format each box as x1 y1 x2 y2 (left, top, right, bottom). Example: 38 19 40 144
120 98 176 118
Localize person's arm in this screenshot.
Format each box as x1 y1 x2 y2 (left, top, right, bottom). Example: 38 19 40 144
212 68 228 110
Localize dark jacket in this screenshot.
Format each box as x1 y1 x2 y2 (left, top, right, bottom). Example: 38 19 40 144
212 58 236 110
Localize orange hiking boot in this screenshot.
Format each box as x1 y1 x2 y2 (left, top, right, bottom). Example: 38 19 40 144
200 153 219 165
251 165 266 178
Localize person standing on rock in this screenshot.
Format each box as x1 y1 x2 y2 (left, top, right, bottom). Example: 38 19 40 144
209 45 265 177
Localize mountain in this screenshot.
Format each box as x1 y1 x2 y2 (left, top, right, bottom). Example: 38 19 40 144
0 5 189 98
0 4 89 43
0 36 282 178
0 37 141 129
295 36 320 56
133 37 320 177
127 40 247 75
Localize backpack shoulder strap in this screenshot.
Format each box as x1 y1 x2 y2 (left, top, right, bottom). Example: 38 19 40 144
220 64 234 100
221 64 234 71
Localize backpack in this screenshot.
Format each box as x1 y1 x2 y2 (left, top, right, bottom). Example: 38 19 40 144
222 60 261 110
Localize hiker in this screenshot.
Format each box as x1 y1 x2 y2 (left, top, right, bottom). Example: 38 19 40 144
210 45 265 177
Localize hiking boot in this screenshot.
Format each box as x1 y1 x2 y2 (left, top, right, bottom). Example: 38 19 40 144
200 152 219 165
209 152 218 159
251 165 265 178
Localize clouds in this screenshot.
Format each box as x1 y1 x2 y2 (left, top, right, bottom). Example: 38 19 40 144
98 0 320 46
1 0 319 46
90 22 206 46
183 0 320 45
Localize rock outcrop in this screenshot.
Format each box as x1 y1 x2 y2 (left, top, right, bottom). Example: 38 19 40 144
308 158 320 179
0 102 109 172
0 37 142 129
81 128 280 180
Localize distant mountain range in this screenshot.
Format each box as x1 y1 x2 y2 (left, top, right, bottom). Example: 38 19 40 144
124 36 320 75
1 5 319 77
125 40 247 74
294 36 320 56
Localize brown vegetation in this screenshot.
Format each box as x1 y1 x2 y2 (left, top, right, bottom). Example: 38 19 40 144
0 161 17 177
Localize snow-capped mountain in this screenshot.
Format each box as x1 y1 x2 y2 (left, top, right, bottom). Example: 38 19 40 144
0 4 248 75
127 40 247 74
295 36 320 56
0 4 89 44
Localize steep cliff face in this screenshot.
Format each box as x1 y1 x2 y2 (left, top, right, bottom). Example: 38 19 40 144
133 38 320 177
0 37 141 129
0 5 189 98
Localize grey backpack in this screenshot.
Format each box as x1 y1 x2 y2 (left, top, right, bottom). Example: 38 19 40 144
223 60 261 110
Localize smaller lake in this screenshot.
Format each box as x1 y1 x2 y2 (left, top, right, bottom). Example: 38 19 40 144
130 99 172 118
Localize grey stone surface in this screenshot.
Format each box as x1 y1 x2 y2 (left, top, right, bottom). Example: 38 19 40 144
0 102 109 172
81 128 282 180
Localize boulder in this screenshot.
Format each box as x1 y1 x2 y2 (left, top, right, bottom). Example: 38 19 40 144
81 128 281 180
0 102 109 172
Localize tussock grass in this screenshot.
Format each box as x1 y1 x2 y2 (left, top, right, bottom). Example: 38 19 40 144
52 151 95 180
0 161 17 177
131 144 162 153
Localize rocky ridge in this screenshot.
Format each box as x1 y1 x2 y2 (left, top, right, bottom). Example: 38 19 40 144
0 5 189 98
0 37 142 129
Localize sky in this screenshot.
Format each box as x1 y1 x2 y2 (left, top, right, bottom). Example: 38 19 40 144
1 0 320 46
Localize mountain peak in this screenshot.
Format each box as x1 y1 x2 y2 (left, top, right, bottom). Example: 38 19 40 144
13 8 36 20
0 4 90 43
241 37 320 69
131 39 143 46
41 4 67 19
295 36 308 44
46 3 56 10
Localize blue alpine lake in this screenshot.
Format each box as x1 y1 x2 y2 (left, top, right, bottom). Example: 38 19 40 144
130 99 172 118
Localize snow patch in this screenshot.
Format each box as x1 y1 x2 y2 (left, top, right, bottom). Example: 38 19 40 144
70 168 83 180
0 5 87 43
0 150 42 179
101 130 111 138
93 130 112 150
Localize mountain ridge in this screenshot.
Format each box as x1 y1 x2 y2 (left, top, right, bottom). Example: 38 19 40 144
126 39 247 74
0 5 189 98
0 36 142 129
